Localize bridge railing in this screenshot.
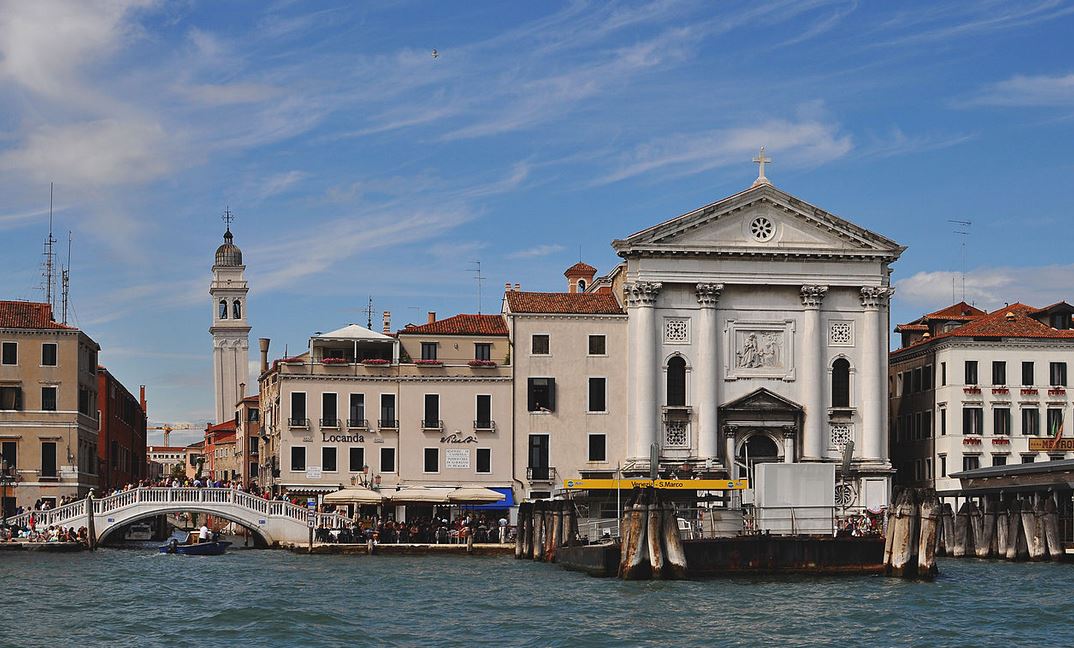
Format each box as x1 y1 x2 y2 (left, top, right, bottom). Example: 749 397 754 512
5 486 350 530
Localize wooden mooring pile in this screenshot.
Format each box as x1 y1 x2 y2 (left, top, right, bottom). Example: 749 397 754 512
884 488 1064 578
514 487 687 580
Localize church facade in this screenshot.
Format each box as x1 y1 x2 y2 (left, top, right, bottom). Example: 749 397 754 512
608 175 904 510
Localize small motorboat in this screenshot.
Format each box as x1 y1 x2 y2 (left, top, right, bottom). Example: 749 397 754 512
159 531 232 556
125 522 153 541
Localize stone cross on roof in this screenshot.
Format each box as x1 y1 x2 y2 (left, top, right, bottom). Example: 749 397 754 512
222 206 235 232
752 146 772 187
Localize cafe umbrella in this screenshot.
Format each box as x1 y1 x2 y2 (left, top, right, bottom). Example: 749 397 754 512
323 487 384 505
447 487 506 504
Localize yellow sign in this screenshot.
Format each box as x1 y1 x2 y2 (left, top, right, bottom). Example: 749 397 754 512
1028 438 1074 452
562 478 748 490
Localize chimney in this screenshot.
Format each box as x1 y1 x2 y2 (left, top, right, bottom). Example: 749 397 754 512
514 283 521 292
240 382 246 398
382 311 391 335
139 385 147 413
505 282 511 293
427 311 436 324
259 338 270 373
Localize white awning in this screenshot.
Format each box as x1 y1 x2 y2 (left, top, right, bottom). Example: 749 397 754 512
312 324 393 342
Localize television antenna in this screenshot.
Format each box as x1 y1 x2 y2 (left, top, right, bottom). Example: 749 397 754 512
469 260 486 314
365 296 374 329
948 220 972 302
41 183 57 311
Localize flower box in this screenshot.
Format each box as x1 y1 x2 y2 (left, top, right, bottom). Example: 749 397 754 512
321 357 350 365
1021 388 1039 396
414 359 443 366
991 387 1009 395
468 360 498 367
962 436 982 445
361 358 390 366
992 438 1010 445
1049 388 1067 397
963 386 982 395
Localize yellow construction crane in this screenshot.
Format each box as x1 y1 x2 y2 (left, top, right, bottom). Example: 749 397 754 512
147 422 198 447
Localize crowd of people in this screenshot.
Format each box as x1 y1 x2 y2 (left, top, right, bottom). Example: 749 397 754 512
0 518 89 545
316 512 513 545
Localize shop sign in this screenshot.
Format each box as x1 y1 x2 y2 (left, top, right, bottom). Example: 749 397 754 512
321 433 364 443
445 448 471 469
440 432 478 444
306 467 322 479
1028 438 1074 451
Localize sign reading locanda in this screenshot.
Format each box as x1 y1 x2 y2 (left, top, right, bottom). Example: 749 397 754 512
321 433 364 443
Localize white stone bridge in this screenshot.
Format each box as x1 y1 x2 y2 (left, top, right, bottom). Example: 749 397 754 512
7 487 348 546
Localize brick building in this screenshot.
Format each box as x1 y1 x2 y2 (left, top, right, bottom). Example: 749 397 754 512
96 367 148 490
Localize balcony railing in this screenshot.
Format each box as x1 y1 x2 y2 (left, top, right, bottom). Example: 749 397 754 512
347 418 369 429
320 418 341 429
378 419 399 429
527 466 556 481
474 419 496 431
288 418 310 428
422 419 444 431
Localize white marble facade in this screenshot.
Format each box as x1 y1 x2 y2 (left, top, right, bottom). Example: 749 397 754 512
613 180 904 509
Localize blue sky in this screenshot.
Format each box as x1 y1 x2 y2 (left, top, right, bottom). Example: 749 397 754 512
3 0 1074 442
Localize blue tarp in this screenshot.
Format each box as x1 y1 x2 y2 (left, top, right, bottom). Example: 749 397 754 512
460 487 515 510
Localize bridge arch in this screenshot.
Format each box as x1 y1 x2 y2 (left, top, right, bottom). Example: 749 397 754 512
96 506 273 546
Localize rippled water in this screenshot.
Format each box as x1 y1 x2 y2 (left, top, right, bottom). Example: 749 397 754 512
3 549 1074 647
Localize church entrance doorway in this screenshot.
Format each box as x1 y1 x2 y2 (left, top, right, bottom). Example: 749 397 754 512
737 433 780 487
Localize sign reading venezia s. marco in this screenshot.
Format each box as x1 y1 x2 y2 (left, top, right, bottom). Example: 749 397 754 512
562 478 749 490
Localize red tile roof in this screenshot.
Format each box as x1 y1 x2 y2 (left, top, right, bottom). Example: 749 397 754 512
206 420 237 433
894 323 928 333
564 262 597 277
0 300 73 330
505 291 623 315
924 301 985 321
400 314 508 336
897 303 1074 351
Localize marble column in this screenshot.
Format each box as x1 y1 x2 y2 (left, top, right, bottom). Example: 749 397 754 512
626 281 662 462
723 425 738 476
695 283 724 461
860 286 894 462
782 426 796 463
800 285 829 460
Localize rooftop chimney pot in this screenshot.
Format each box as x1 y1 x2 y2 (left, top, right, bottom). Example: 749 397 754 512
427 311 436 324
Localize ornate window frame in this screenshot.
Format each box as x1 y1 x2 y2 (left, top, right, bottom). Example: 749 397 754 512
828 320 854 347
663 317 690 345
724 319 796 381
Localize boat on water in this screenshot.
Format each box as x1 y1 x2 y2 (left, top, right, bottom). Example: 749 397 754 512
125 523 153 541
159 531 232 556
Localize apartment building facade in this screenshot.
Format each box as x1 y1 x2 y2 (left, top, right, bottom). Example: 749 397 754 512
96 367 147 490
890 301 1074 495
0 301 100 513
258 314 514 508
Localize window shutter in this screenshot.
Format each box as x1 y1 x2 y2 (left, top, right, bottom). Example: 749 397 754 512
527 379 536 411
547 379 556 411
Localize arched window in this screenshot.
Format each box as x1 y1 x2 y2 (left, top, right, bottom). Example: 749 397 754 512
667 356 687 406
233 299 242 319
577 279 587 292
832 358 850 407
219 299 228 319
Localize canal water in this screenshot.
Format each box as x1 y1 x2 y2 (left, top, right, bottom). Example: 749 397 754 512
2 550 1072 647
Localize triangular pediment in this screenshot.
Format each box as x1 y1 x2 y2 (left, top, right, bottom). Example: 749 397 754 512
612 183 904 260
720 388 802 413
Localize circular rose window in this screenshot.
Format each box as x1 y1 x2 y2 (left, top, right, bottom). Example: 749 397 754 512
749 216 775 242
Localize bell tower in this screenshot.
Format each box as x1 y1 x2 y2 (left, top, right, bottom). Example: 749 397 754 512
209 208 250 424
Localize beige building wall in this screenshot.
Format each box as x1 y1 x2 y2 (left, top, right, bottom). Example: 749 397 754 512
508 313 628 498
1 324 100 510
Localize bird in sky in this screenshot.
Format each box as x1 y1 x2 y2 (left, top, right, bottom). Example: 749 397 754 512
431 49 439 59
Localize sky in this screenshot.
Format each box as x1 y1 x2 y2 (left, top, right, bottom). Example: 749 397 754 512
3 0 1074 444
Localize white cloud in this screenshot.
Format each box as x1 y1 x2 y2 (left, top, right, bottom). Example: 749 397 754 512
595 113 853 185
895 265 1074 312
966 72 1074 107
0 118 172 186
178 82 280 106
508 244 566 259
859 127 976 158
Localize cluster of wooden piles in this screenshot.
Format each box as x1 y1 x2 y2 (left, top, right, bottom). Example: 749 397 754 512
514 499 579 562
884 489 941 578
618 487 687 580
938 494 1063 561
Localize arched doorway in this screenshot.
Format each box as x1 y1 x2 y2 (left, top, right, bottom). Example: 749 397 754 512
737 433 781 486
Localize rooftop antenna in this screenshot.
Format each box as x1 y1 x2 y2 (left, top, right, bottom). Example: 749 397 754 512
948 219 972 301
469 260 486 314
42 183 57 312
61 231 72 324
365 296 374 329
